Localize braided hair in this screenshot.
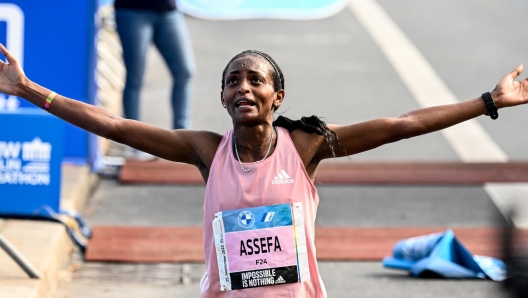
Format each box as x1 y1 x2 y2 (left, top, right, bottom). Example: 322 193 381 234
221 50 345 157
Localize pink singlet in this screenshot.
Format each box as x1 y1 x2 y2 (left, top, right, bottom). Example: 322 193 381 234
201 127 327 297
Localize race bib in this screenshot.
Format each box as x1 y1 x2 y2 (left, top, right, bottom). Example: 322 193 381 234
212 203 310 291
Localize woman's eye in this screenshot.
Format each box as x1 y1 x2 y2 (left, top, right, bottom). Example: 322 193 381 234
252 77 263 83
227 78 237 85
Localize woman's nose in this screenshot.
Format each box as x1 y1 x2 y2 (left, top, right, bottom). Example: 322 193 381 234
237 80 250 93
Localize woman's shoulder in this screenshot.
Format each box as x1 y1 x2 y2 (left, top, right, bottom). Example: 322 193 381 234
181 129 224 149
288 127 326 156
184 129 226 167
287 127 325 143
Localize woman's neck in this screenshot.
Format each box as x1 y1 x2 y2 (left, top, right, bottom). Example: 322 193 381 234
233 124 276 162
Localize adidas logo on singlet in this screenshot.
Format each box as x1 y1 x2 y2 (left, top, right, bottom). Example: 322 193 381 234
275 275 286 284
271 170 295 185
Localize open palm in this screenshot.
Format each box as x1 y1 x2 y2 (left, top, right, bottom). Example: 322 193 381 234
493 64 528 108
0 43 27 97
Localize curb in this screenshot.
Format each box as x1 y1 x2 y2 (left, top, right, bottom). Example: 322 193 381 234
0 164 97 298
85 226 528 263
119 160 528 185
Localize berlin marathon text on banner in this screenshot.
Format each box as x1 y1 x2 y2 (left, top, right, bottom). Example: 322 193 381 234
0 109 63 216
0 138 52 186
212 203 310 291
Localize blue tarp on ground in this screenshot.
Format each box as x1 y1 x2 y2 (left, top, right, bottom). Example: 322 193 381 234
383 229 507 281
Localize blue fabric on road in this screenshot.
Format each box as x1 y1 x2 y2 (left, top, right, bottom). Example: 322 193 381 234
383 230 507 281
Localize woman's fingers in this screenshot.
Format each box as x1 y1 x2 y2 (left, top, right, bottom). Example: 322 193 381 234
0 44 6 67
0 43 18 65
495 64 528 107
497 65 524 91
511 64 523 80
0 43 8 62
0 43 27 97
500 64 523 86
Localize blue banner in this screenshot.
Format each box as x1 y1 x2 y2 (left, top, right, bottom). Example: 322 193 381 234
0 108 63 215
0 1 98 164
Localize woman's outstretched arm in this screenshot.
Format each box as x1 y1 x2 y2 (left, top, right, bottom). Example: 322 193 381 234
0 44 220 167
314 65 528 160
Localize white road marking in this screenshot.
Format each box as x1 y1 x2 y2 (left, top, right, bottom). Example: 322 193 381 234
348 0 528 228
347 0 507 162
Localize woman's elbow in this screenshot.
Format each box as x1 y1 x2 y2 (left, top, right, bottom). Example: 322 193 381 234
387 116 423 142
98 114 125 141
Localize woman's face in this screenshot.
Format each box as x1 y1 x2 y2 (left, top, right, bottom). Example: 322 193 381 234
221 54 284 126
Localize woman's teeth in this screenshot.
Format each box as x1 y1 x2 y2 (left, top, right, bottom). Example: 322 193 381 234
236 101 254 107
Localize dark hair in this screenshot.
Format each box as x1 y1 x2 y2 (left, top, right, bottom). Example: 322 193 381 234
222 50 345 157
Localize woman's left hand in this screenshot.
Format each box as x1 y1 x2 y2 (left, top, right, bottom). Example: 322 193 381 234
0 43 28 97
492 64 528 109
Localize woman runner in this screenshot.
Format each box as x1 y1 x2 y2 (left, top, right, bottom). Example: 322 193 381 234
1 45 527 297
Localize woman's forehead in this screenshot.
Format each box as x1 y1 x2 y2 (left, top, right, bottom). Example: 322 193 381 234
227 54 272 74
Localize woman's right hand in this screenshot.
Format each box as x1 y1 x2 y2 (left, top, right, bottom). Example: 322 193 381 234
0 43 28 97
491 64 528 109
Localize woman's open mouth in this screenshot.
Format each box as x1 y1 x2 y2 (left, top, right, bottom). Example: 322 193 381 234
235 99 256 109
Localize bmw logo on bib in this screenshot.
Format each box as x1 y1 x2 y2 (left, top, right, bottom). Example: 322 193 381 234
238 210 255 228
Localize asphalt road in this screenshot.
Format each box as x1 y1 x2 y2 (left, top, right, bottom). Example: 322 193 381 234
58 0 528 297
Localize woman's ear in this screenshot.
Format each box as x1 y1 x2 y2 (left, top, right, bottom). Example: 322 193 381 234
220 92 226 108
274 90 285 109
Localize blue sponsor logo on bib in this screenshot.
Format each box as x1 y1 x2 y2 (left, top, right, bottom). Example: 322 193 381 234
238 210 255 228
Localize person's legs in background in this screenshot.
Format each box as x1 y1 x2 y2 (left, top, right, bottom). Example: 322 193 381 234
115 9 157 160
115 9 155 122
153 10 196 129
